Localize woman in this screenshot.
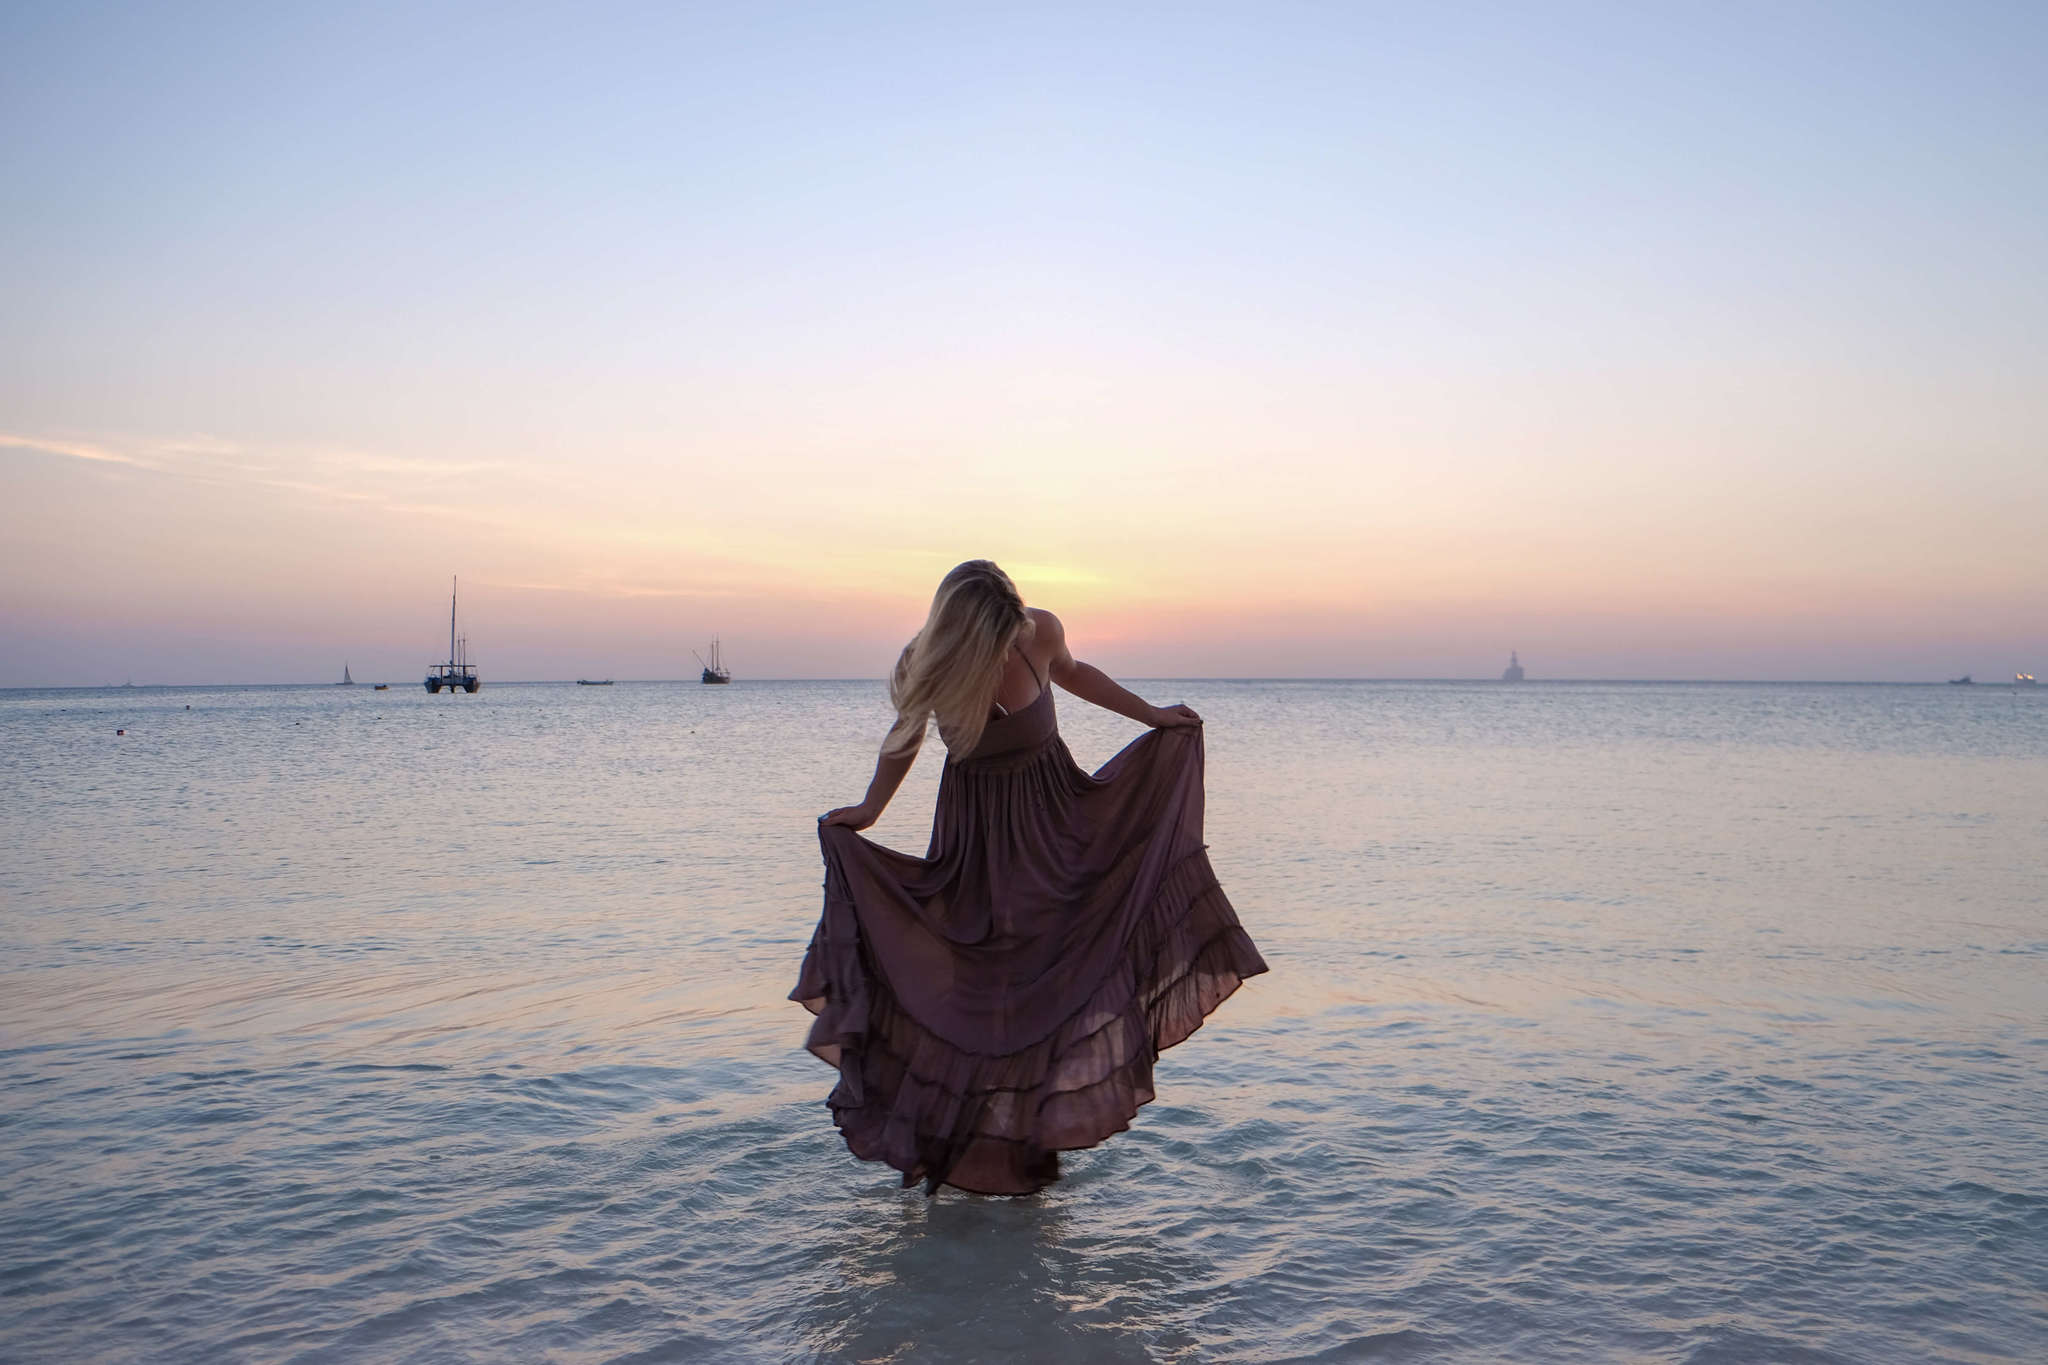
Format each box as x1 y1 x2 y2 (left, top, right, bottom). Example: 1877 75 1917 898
792 560 1268 1195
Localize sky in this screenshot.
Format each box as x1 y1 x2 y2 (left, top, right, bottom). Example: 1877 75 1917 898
3 1 2044 684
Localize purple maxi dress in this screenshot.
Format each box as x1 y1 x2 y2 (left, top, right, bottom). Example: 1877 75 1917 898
791 670 1269 1194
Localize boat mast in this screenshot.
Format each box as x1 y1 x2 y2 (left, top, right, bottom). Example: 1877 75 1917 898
449 576 457 668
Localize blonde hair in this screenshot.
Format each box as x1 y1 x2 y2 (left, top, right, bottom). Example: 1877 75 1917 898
885 560 1029 759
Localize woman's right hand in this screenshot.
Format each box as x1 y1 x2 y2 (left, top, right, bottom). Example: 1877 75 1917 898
820 803 879 830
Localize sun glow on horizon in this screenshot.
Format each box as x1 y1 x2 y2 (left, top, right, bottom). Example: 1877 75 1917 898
3 5 2045 685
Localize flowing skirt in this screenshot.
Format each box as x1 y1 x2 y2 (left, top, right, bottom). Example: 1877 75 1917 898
790 723 1268 1194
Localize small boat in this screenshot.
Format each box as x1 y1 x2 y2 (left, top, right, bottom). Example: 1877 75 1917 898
695 638 732 685
1949 675 1974 685
425 576 481 694
336 663 356 686
576 679 614 686
373 683 389 691
1500 650 1525 682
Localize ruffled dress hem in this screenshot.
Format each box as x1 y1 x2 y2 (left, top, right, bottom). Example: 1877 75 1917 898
792 842 1267 1195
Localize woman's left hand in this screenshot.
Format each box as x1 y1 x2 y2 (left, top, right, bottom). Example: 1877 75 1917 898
820 802 880 829
1150 703 1201 728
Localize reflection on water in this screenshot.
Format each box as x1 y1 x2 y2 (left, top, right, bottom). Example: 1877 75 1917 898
2 680 2045 1362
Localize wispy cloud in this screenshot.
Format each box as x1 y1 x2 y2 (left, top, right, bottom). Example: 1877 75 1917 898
0 433 157 469
256 478 383 505
2 429 531 507
475 578 753 600
1007 562 1109 586
2 426 809 604
303 451 512 481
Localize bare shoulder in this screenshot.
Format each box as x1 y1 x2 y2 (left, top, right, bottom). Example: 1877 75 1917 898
1026 607 1075 676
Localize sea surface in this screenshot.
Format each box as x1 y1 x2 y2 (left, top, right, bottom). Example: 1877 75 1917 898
2 679 2045 1363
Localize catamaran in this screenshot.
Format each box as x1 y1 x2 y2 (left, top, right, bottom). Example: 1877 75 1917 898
425 577 481 694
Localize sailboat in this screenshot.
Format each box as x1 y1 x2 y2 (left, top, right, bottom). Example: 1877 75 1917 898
1501 651 1526 682
695 639 732 685
424 577 481 694
336 663 356 686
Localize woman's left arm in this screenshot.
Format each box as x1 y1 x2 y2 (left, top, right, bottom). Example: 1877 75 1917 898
1036 609 1200 728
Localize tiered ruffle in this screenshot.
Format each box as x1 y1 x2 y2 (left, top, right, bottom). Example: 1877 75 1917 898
792 842 1266 1195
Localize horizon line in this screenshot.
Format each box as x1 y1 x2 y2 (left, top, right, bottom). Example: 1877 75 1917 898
5 676 2037 691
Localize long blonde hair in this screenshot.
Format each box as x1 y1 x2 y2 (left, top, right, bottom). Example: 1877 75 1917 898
885 560 1029 759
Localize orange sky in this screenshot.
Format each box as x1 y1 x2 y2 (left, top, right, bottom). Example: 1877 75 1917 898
3 406 2040 684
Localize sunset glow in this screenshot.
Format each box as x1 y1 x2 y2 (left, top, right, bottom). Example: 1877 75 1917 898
4 4 2043 685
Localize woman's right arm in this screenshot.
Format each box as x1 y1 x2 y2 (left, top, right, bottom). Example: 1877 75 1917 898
820 730 922 829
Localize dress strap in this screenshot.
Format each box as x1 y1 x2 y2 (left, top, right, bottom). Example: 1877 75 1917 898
992 645 1042 721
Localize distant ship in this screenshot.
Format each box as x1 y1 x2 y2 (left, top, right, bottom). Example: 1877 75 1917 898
1501 651 1525 682
425 576 481 694
696 638 732 685
1949 675 1974 685
576 679 614 686
2019 673 2039 687
336 663 356 686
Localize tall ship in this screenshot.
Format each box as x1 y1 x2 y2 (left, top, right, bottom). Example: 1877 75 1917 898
696 638 732 685
425 577 481 694
1501 650 1525 682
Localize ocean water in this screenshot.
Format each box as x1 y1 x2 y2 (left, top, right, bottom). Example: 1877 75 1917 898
2 678 2044 1363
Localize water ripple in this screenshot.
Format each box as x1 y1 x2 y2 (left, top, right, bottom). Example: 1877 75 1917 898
3 682 2046 1360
